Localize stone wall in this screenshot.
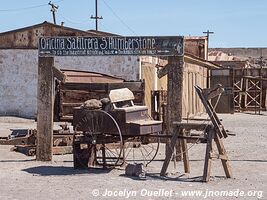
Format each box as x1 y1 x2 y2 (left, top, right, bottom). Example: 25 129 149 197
0 49 139 118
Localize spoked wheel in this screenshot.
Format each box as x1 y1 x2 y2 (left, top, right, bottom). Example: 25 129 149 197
123 132 160 167
73 110 124 168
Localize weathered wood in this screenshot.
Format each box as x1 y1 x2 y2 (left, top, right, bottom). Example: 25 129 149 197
160 127 180 176
202 84 224 100
166 56 184 161
36 56 54 161
173 122 208 131
53 66 66 82
214 133 232 178
61 82 144 92
52 146 73 155
157 64 171 79
195 86 227 138
203 128 214 182
181 129 190 173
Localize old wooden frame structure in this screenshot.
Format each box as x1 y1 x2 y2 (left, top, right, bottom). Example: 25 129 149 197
160 85 232 182
36 35 232 182
54 70 145 122
37 36 185 161
210 68 267 114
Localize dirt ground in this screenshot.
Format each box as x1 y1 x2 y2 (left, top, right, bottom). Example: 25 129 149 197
0 112 266 200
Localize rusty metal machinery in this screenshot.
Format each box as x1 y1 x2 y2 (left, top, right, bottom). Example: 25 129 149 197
0 127 73 156
72 88 162 169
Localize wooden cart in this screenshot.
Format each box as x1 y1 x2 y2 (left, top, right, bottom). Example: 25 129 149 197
72 88 162 168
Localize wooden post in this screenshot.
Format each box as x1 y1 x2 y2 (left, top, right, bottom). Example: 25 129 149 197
166 56 184 160
203 127 214 182
160 127 180 176
181 128 190 173
36 56 54 161
214 132 232 178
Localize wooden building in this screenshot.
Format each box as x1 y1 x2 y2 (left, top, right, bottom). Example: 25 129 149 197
142 37 219 120
0 22 219 120
0 22 140 118
209 50 267 113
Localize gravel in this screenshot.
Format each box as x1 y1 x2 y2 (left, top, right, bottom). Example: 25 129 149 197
0 112 266 200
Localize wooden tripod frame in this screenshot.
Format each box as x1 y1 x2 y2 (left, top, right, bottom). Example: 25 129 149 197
160 85 233 182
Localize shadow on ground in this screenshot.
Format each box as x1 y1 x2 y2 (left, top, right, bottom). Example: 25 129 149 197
0 159 36 163
120 173 209 182
22 166 112 176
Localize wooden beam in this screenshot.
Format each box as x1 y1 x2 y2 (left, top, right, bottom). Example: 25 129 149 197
181 129 190 173
160 127 180 176
202 84 224 100
184 53 220 69
173 122 208 131
36 56 54 161
157 64 170 79
53 66 66 82
214 133 233 178
164 56 184 162
203 128 214 182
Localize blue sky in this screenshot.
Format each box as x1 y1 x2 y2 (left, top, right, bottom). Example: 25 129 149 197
0 0 266 47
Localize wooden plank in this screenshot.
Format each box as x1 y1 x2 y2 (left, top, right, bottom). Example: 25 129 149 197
160 127 180 176
36 56 54 161
203 127 214 182
157 64 170 79
173 122 207 131
214 133 233 178
181 129 190 173
202 84 224 100
61 82 143 92
52 146 73 155
195 86 227 138
53 66 66 82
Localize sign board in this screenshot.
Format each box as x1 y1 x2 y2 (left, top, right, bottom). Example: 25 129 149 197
38 36 184 57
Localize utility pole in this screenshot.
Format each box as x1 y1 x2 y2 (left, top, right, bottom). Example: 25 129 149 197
48 1 59 25
90 0 103 31
203 30 214 50
203 30 214 88
203 30 214 60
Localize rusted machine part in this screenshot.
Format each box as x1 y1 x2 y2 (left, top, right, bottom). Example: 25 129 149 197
0 128 74 156
0 128 73 146
0 129 36 146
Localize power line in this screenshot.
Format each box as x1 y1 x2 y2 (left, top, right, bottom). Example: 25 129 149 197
58 13 89 25
0 0 64 12
101 0 136 35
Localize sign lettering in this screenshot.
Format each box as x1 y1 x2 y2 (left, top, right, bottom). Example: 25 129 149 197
38 36 184 56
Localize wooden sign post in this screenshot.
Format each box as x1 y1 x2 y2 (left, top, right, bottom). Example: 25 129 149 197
167 56 184 159
36 56 54 161
160 56 184 175
37 36 184 162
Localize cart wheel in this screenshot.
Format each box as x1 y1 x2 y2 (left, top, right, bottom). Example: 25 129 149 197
123 132 160 167
74 110 124 168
